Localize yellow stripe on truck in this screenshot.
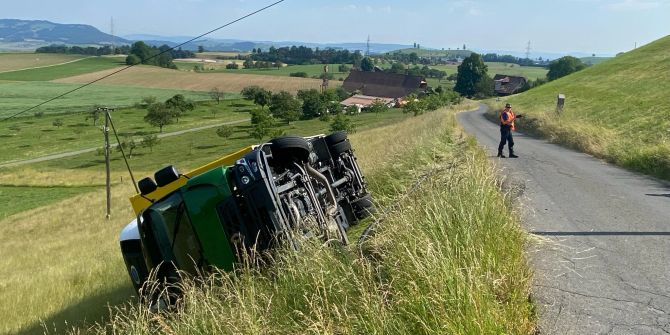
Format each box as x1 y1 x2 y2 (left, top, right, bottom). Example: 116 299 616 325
129 146 255 215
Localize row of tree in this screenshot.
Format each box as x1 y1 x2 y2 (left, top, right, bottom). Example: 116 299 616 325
250 45 364 66
125 41 195 69
36 44 130 56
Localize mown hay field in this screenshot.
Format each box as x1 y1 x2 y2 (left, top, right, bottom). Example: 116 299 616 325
0 53 85 72
55 65 335 93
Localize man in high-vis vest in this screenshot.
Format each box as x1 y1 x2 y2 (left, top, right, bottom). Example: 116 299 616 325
498 103 524 158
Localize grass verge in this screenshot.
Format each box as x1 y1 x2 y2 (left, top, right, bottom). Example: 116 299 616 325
75 106 535 334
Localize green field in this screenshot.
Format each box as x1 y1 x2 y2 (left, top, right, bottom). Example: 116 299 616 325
0 99 250 163
493 35 670 179
0 53 85 72
0 81 212 118
0 56 124 81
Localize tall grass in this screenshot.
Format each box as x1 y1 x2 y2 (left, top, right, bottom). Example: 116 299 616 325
76 107 534 334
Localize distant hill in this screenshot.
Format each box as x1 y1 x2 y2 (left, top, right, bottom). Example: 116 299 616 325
0 19 129 46
123 34 413 53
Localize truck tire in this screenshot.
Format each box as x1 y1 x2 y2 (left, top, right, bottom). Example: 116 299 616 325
325 131 347 146
270 136 311 163
328 140 352 156
138 177 158 195
352 194 376 220
154 165 180 187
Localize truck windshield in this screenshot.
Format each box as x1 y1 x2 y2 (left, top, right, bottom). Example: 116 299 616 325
146 192 202 275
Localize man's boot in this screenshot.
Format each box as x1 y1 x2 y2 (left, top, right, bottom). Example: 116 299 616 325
509 151 519 158
497 151 506 158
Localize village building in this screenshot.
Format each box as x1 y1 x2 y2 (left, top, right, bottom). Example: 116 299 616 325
339 70 427 112
493 74 528 96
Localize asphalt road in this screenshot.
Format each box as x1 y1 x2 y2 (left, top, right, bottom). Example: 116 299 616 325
0 119 248 168
458 105 670 335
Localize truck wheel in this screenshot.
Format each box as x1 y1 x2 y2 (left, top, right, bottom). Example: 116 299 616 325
352 194 376 220
154 165 180 187
325 131 347 146
270 136 311 163
328 140 352 156
138 177 158 195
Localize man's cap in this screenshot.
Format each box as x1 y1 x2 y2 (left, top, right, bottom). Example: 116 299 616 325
505 103 512 108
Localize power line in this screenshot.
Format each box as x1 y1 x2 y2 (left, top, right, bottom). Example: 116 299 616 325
0 0 286 122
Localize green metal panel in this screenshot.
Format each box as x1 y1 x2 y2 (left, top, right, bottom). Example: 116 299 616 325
181 167 236 271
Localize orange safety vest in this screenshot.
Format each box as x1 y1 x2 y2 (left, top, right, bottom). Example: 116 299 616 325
500 108 516 131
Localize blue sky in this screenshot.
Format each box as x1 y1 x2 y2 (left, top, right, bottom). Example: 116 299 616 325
4 0 670 55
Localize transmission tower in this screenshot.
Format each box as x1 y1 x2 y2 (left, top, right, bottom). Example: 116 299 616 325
366 35 371 57
525 40 531 60
110 17 115 54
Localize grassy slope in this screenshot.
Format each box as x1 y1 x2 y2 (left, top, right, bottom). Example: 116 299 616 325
80 105 534 334
0 56 124 81
493 35 670 179
0 103 534 335
0 109 419 335
0 53 85 72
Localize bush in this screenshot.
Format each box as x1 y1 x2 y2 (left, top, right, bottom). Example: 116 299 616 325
225 63 239 69
289 72 308 78
330 113 356 133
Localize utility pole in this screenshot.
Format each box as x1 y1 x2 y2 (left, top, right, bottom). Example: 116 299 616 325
110 17 115 55
100 107 114 219
366 35 371 57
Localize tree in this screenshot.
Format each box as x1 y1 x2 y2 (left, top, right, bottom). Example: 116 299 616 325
86 107 102 126
141 96 157 108
360 57 374 71
388 62 406 74
209 87 225 104
226 62 239 69
402 94 425 116
216 125 234 139
52 119 64 128
165 94 195 121
368 99 388 116
547 56 586 81
297 89 325 119
144 102 174 132
198 45 205 53
142 134 160 152
241 86 271 108
454 53 489 97
330 114 356 133
117 136 137 158
125 54 141 65
269 91 302 124
338 64 350 73
243 58 254 69
249 108 275 140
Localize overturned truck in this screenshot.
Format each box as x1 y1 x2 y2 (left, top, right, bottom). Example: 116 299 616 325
119 132 374 292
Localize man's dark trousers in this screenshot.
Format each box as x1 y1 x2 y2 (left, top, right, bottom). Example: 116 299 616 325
498 125 514 154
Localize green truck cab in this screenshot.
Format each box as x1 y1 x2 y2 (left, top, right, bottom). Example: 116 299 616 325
119 133 374 293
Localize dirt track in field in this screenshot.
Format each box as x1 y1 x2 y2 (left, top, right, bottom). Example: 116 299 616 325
54 65 336 93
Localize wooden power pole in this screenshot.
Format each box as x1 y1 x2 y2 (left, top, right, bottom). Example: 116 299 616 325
102 107 112 219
